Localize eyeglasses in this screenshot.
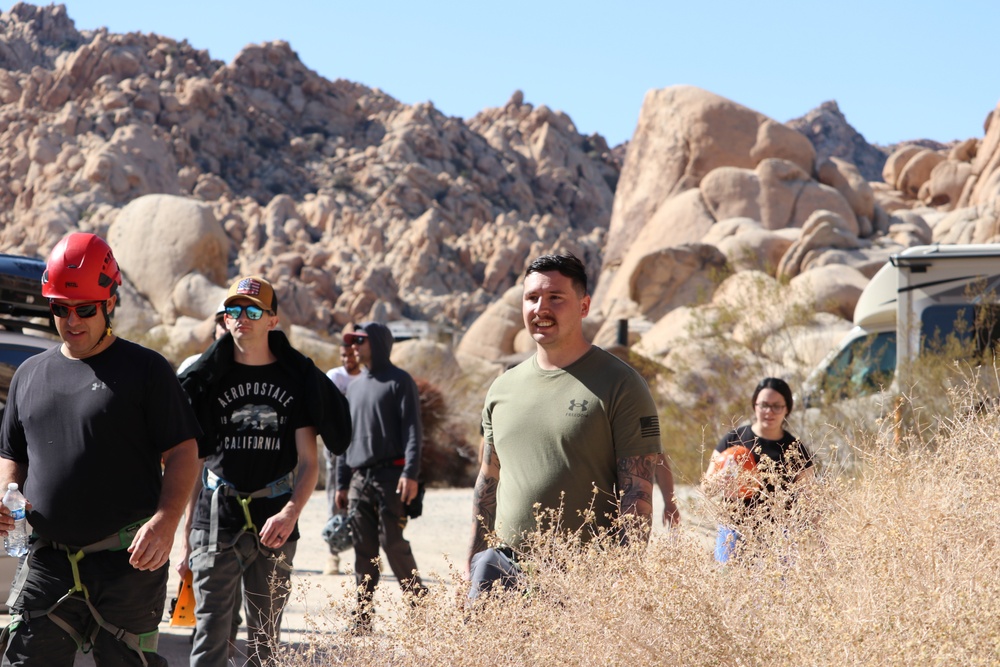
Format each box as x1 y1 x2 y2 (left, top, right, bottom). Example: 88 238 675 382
50 300 105 319
343 334 368 346
755 402 787 413
225 304 268 320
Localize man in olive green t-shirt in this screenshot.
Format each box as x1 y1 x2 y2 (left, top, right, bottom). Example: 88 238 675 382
467 253 679 600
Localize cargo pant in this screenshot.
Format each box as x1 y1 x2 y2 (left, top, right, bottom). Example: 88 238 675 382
348 467 426 608
188 529 296 667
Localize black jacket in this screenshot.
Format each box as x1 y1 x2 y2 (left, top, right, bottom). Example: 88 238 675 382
179 330 352 455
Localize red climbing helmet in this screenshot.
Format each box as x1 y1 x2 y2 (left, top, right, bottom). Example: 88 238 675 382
41 233 122 301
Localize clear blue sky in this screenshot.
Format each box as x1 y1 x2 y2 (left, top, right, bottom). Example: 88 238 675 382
7 1 998 147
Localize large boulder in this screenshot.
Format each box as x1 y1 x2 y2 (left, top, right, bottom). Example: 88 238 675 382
711 270 790 350
920 160 973 209
603 86 815 269
633 305 721 360
965 102 1000 207
594 188 716 315
660 156 858 285
792 244 900 279
392 339 463 381
627 243 728 322
897 150 946 199
791 181 859 234
932 205 1000 244
882 145 924 189
702 217 796 275
455 284 523 361
788 264 870 320
816 156 875 223
777 210 865 280
108 194 229 324
700 167 762 222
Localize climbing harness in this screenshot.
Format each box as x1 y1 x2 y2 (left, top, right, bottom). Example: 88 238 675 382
1 518 159 665
200 467 295 570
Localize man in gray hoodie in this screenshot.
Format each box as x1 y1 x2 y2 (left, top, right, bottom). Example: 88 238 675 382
335 322 426 633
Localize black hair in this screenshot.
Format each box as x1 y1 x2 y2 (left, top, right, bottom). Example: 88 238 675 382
525 253 588 296
751 377 794 414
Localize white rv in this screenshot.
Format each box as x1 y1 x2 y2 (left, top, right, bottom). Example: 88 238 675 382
804 244 1000 407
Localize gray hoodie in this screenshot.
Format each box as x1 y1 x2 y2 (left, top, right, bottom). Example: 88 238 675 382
336 322 422 487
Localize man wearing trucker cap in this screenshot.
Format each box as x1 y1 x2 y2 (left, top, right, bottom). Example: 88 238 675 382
179 275 349 667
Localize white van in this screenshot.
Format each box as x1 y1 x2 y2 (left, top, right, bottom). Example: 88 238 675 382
804 244 1000 407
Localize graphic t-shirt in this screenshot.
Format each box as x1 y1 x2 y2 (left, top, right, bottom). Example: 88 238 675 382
482 347 662 547
192 362 310 537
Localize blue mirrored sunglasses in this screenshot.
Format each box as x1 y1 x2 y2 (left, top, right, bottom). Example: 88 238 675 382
225 304 266 320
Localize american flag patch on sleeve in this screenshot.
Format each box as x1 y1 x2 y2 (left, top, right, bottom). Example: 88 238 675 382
639 416 660 438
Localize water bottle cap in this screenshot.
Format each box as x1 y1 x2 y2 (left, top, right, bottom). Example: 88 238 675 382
6 483 17 491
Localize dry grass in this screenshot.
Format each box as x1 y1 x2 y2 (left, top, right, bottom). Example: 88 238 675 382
265 397 1000 666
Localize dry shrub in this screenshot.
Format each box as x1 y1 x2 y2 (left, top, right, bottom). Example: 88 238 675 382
415 376 478 487
274 397 1000 666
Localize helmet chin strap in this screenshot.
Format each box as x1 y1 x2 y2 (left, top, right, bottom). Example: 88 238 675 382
85 301 114 355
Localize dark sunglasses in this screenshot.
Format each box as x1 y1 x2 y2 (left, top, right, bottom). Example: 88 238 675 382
50 300 105 319
344 334 368 346
225 304 268 320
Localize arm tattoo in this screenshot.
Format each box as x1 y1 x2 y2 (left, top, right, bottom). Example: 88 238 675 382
616 454 656 543
469 442 500 561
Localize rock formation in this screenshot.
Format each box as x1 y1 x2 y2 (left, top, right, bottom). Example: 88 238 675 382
4 3 1000 412
0 3 619 356
786 101 888 183
460 84 1000 409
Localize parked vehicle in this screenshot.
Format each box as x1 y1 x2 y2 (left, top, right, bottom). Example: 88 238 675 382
804 244 1000 407
0 253 58 610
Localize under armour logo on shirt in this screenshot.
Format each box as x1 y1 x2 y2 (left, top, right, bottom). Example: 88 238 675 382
568 399 589 412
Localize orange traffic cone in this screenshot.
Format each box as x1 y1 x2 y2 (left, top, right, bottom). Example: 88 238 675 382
170 571 196 627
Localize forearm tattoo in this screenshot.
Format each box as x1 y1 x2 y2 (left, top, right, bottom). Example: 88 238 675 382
469 443 500 557
617 454 656 512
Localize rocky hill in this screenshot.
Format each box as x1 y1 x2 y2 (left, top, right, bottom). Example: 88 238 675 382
461 83 1000 414
786 100 888 183
3 2 999 387
0 2 618 343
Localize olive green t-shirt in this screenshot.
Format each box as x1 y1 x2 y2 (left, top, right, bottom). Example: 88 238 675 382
482 346 662 547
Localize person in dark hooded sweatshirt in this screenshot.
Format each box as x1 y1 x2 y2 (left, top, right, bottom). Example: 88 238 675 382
335 322 426 634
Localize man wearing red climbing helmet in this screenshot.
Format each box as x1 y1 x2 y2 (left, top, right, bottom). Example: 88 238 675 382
0 232 202 666
40 232 122 359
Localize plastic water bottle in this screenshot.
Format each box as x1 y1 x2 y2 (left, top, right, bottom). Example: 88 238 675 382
3 483 28 557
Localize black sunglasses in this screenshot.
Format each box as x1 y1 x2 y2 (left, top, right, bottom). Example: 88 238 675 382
344 334 368 346
225 304 267 320
50 300 104 319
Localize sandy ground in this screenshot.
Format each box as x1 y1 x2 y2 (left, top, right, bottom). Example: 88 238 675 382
76 485 710 665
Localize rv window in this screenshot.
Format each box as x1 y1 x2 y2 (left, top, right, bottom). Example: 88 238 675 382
822 332 897 399
921 304 1000 357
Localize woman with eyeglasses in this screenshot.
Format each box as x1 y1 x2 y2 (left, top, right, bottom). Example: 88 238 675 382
701 377 814 563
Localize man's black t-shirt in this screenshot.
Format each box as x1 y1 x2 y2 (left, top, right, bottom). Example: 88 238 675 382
192 362 310 538
0 339 202 546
